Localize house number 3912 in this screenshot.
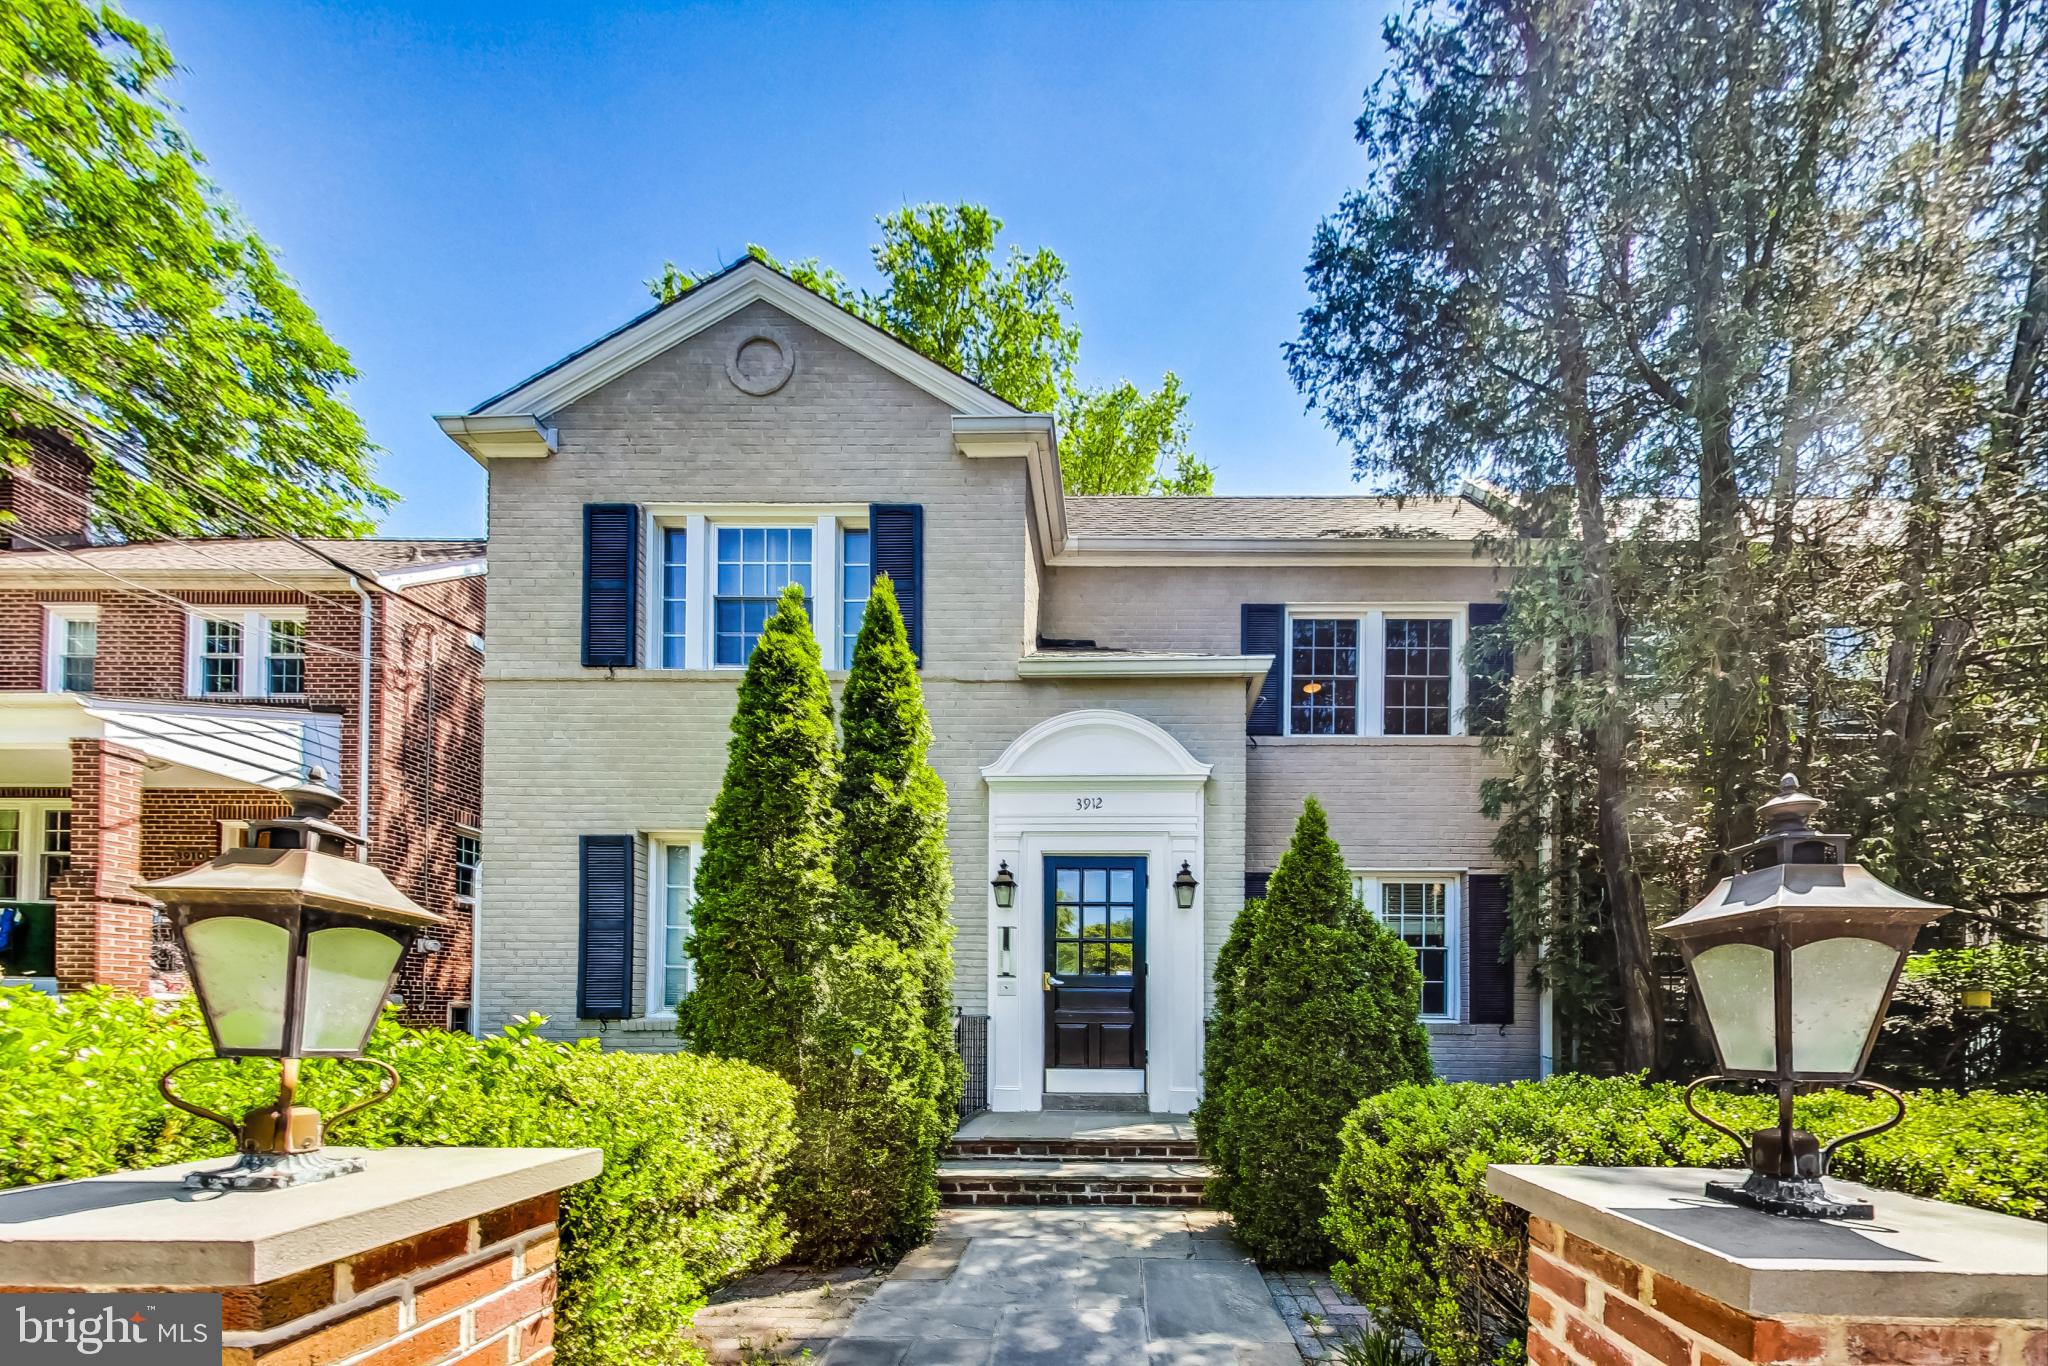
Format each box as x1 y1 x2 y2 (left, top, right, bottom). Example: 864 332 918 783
1074 796 1104 810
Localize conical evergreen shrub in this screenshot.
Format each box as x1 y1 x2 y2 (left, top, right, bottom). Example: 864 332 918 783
681 582 840 1068
826 574 960 1255
1195 797 1434 1266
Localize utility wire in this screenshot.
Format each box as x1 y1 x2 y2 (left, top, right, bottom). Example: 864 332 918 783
2 376 483 638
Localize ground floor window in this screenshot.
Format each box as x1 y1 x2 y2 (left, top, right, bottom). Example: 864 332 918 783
0 801 72 902
1352 872 1459 1020
647 836 697 1013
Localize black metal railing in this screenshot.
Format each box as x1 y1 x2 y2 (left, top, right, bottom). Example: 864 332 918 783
955 1011 989 1120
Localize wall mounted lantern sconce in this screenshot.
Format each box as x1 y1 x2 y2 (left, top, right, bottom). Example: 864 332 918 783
139 770 440 1192
1658 774 1949 1219
991 861 1017 910
1173 861 1199 910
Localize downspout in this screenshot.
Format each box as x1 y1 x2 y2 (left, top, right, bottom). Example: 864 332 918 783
348 577 373 862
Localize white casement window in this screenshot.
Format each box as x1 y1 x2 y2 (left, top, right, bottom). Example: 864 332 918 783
1284 607 1468 737
454 830 482 906
187 609 308 698
1353 873 1461 1021
43 605 98 693
646 508 871 670
645 835 698 1015
0 801 73 902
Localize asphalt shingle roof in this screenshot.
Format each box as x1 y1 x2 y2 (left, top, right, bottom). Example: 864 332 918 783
0 538 485 577
1064 495 1504 541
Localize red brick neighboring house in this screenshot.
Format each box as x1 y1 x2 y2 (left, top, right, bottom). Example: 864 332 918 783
0 437 485 1029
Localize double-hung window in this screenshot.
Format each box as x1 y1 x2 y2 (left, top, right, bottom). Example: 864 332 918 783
649 510 872 670
44 606 98 692
647 836 697 1014
454 831 481 906
0 801 72 902
1283 608 1467 737
1353 873 1460 1020
714 526 813 665
189 610 309 698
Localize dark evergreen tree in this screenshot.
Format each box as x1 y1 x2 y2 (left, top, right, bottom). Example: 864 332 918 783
678 582 839 1090
812 574 960 1258
1195 797 1433 1267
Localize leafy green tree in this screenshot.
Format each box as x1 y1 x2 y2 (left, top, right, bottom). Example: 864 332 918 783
0 0 388 538
828 574 959 1255
1195 798 1433 1266
652 204 1215 496
680 583 840 1069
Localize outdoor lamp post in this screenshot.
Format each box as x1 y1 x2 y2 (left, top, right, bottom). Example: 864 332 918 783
1173 861 1199 910
1658 774 1949 1219
991 861 1017 910
138 770 440 1192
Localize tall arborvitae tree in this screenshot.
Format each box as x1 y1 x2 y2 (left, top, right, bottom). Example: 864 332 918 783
1195 798 1433 1267
819 574 960 1257
679 582 840 1075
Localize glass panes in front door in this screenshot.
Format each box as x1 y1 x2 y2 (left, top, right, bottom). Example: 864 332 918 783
1051 864 1137 978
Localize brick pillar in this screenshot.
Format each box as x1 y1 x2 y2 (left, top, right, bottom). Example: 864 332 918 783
52 737 153 991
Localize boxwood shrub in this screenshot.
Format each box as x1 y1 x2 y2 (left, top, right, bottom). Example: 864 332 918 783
0 987 796 1366
1324 1075 2048 1366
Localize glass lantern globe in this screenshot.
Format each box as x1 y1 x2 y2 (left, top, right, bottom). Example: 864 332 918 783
1658 774 1949 1218
138 771 440 1191
1173 861 1199 910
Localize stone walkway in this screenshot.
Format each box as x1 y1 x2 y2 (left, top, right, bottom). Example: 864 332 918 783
1262 1269 1380 1361
693 1264 889 1362
820 1206 1298 1365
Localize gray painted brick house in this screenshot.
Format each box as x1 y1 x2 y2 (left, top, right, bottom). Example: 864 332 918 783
439 258 1542 1112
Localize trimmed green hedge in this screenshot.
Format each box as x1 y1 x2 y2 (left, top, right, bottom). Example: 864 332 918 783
0 987 796 1366
1324 1076 2048 1366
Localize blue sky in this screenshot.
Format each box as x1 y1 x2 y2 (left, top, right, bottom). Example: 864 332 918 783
126 0 1390 537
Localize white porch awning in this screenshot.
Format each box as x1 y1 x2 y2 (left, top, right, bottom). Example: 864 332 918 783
0 693 343 791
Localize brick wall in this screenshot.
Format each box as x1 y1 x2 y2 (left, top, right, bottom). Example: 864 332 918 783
4 1191 559 1366
0 573 484 1027
0 429 92 549
1525 1215 2048 1366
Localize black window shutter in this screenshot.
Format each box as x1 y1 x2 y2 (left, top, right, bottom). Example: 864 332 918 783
1466 601 1513 737
578 835 634 1019
1244 871 1271 902
582 504 641 668
871 503 924 664
1468 873 1515 1025
1242 604 1284 736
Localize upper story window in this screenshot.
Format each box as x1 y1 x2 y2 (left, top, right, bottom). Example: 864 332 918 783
43 606 98 693
1283 607 1467 738
714 526 813 666
454 830 481 906
840 527 872 664
1354 872 1459 1021
188 609 308 699
649 510 869 671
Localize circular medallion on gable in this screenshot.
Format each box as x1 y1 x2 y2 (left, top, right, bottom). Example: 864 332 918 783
725 328 797 396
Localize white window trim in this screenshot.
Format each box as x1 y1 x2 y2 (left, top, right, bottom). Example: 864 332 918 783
185 608 308 699
1351 870 1462 1023
0 799 74 902
644 832 701 1019
645 506 870 671
42 604 99 693
454 826 482 908
1282 605 1468 738
219 819 251 852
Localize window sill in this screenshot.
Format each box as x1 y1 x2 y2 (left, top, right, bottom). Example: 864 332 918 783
619 1013 679 1033
1424 1019 1473 1035
1258 735 1482 746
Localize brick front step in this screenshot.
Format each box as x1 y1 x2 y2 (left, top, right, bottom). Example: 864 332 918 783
946 1139 1202 1161
937 1159 1212 1207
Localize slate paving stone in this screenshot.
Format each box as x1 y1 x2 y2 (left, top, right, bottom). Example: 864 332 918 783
991 1304 1149 1365
1144 1259 1298 1345
938 1241 1147 1305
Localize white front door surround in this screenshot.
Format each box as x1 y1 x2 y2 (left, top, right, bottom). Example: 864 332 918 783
981 709 1211 1114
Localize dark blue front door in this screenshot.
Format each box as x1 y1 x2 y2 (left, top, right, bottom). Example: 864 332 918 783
1043 856 1146 1068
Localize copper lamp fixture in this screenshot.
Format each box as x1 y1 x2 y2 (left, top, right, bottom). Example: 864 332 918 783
139 770 440 1191
1658 774 1949 1219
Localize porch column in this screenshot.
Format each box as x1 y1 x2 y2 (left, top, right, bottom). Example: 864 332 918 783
52 737 153 991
